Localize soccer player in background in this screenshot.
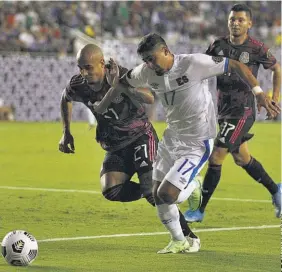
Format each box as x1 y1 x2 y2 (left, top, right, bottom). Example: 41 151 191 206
58 44 200 252
92 33 280 253
184 3 282 223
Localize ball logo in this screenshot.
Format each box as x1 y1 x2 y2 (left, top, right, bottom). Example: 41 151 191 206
266 49 273 59
27 249 38 261
12 240 25 253
24 232 36 242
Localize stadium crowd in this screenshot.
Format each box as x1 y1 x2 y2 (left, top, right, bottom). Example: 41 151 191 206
0 1 280 122
0 1 281 54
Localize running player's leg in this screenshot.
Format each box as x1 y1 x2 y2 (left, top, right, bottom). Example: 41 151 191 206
100 150 142 202
134 129 197 238
134 128 158 206
154 139 213 253
184 118 250 222
197 146 228 214
232 141 281 217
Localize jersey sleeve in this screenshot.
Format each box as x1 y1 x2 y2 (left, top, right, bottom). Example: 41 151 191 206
205 42 215 56
258 45 277 69
125 63 148 88
190 54 229 80
63 75 85 103
205 39 222 56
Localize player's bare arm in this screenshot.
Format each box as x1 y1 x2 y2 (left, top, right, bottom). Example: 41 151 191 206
59 92 75 154
124 87 154 104
269 62 281 103
228 59 281 118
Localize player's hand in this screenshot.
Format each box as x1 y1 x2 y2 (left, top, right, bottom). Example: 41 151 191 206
256 92 281 119
105 58 120 87
59 130 75 154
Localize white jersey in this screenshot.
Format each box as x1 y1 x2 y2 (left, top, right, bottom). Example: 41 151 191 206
126 54 229 141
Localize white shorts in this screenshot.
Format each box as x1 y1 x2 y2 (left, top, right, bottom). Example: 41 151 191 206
153 129 214 191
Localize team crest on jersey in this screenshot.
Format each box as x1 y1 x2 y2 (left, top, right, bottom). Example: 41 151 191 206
112 94 124 104
266 49 273 58
212 56 224 64
150 83 159 90
239 52 249 64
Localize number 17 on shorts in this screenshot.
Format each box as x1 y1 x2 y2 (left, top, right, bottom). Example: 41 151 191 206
165 139 213 191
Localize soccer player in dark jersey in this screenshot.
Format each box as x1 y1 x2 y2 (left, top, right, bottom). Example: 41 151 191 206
58 44 200 251
184 4 281 222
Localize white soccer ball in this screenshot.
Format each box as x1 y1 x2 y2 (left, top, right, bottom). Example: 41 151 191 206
1 230 38 266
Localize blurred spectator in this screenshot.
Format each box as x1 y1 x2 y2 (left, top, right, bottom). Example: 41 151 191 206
0 98 14 121
0 1 280 55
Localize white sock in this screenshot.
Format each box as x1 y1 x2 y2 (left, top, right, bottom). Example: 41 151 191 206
175 179 199 204
156 203 185 241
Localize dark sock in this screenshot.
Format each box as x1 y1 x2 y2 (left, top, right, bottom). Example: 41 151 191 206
102 181 142 202
242 157 278 195
200 164 222 213
179 210 198 238
145 194 155 206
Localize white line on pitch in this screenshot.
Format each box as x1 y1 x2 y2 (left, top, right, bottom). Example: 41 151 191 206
0 186 271 202
212 197 270 203
0 186 100 194
37 225 279 243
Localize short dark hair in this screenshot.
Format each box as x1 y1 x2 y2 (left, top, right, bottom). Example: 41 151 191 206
230 3 252 19
137 33 167 55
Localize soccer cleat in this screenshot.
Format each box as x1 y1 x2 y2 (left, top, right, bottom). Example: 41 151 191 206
187 176 203 211
157 239 190 254
184 209 205 223
186 236 201 253
272 183 282 218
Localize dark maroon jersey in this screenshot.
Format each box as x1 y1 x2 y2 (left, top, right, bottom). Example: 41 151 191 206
206 36 276 119
63 66 151 152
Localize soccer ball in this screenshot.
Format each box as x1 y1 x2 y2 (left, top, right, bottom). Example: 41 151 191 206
1 230 38 266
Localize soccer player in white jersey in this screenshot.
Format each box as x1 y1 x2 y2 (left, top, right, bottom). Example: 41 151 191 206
93 33 280 254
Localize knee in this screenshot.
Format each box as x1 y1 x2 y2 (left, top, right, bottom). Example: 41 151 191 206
232 154 249 167
209 153 222 165
102 185 121 201
140 174 153 197
233 157 245 166
157 188 176 204
152 183 162 205
209 147 227 165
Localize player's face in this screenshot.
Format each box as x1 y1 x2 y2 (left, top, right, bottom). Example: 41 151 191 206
77 55 105 84
228 11 252 37
140 47 169 76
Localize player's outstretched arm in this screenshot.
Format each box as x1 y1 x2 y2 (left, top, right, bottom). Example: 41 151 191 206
270 62 281 103
59 92 75 154
228 59 281 119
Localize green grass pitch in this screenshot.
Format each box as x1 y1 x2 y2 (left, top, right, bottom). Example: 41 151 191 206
0 122 280 272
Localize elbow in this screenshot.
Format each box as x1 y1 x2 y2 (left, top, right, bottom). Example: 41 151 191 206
146 94 154 104
273 63 281 75
138 88 154 104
